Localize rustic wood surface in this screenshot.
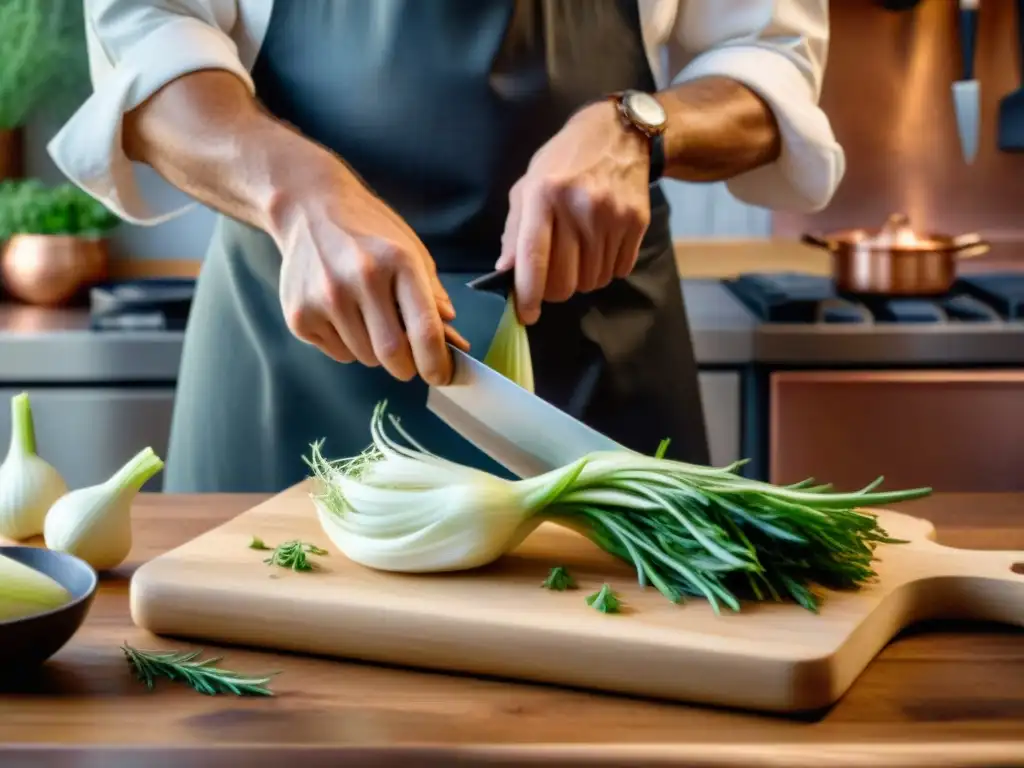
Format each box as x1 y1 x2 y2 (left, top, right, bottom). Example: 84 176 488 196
1 492 1023 768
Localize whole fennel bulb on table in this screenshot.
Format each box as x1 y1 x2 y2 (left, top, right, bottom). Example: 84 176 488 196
0 392 68 540
44 447 164 571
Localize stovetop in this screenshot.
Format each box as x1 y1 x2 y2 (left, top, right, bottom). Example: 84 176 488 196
89 277 195 331
723 272 1024 325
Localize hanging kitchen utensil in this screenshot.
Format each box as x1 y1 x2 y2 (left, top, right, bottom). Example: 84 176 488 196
952 0 980 163
998 0 1024 151
801 213 990 296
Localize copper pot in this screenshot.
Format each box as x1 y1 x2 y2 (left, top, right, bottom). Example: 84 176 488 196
0 235 110 306
801 213 990 295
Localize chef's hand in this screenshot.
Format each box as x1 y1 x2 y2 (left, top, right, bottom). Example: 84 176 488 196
274 168 468 385
496 100 652 325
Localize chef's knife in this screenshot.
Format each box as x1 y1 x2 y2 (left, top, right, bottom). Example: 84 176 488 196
427 346 623 478
426 269 623 478
466 267 516 295
952 0 980 164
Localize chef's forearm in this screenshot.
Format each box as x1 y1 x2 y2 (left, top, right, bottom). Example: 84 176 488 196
657 77 782 183
122 69 343 233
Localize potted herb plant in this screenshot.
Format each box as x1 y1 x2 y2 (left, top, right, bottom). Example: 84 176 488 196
0 0 88 180
0 179 122 306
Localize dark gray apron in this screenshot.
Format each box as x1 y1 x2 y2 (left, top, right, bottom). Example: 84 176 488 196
163 0 709 493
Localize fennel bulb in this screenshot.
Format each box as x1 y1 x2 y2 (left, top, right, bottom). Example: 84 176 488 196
482 294 534 392
44 447 164 571
0 551 72 621
308 406 585 572
308 402 933 613
0 392 68 540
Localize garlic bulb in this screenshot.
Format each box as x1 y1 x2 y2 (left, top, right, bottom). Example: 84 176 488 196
0 392 68 540
0 551 72 621
44 447 164 571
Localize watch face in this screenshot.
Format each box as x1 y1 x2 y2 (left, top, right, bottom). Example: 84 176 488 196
625 91 666 128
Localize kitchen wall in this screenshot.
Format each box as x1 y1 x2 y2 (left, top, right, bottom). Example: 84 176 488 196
775 0 1024 252
34 1 1019 258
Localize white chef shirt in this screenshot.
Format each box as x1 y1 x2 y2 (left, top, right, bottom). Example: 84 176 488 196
47 0 845 226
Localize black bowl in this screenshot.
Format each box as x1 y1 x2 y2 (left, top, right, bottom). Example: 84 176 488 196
0 546 98 671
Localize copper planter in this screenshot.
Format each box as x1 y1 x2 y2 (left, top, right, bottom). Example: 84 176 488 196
0 235 110 306
802 213 990 296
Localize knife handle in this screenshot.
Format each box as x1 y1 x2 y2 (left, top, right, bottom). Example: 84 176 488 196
959 4 978 80
468 269 515 296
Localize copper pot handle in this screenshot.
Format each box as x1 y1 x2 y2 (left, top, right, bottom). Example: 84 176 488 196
953 242 991 259
949 233 990 259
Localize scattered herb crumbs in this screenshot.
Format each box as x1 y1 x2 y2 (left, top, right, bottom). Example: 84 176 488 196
121 643 277 696
263 539 328 572
586 584 622 614
542 565 577 591
249 536 271 550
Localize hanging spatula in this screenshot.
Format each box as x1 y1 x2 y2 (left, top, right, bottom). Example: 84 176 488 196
952 0 981 163
998 0 1024 151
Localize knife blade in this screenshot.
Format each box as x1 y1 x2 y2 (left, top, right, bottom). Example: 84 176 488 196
466 268 516 296
952 0 980 163
427 345 623 478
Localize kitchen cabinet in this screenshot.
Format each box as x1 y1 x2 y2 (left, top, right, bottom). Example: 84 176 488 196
0 388 175 492
769 371 1024 493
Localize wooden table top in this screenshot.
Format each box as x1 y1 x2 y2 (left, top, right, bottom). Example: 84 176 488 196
2 492 1023 768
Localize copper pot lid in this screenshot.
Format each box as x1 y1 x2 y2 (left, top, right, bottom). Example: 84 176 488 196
805 213 983 253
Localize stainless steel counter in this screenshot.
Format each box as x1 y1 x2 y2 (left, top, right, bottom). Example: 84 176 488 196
0 305 183 384
0 282 755 384
4 280 1024 384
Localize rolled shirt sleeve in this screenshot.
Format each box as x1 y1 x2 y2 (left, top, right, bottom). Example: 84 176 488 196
46 1 255 225
664 0 845 213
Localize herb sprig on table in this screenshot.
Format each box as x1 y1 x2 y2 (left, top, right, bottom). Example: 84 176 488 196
121 644 277 696
250 536 328 572
586 584 622 614
542 565 577 591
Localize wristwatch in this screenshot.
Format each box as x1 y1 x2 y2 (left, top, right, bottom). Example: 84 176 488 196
610 90 667 184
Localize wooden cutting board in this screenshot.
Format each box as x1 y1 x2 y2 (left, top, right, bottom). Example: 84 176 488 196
130 482 1024 713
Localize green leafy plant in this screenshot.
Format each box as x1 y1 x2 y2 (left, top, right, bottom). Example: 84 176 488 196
0 179 121 239
0 0 88 129
121 643 277 696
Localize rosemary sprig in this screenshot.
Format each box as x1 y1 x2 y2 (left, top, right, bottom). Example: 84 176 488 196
586 584 622 614
255 538 328 571
542 565 577 591
121 644 277 696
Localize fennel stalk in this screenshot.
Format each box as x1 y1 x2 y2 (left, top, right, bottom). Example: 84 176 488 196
308 402 932 613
